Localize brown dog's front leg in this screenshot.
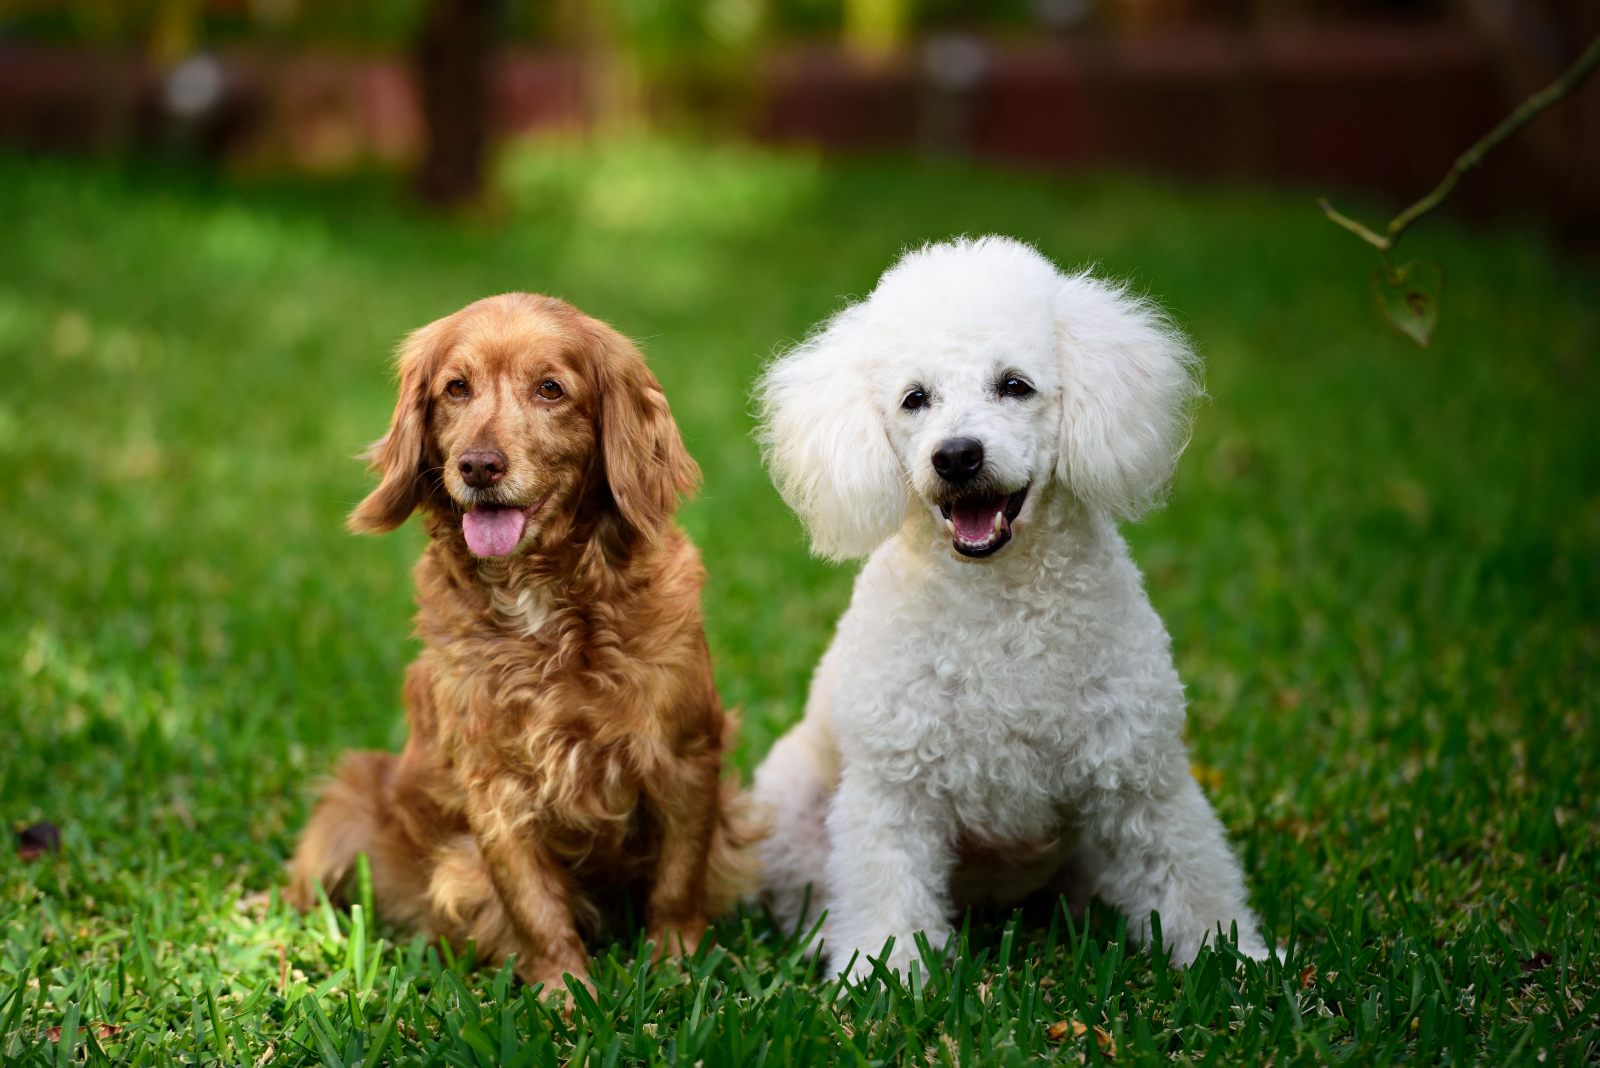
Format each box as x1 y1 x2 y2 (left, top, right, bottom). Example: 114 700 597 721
643 760 718 959
464 798 590 996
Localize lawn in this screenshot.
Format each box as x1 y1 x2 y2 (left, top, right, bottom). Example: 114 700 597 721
1 139 1596 1066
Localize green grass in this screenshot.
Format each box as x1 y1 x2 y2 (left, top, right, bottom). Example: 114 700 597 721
1 138 1596 1065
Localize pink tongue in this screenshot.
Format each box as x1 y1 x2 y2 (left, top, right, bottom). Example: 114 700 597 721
951 496 1006 543
462 507 526 557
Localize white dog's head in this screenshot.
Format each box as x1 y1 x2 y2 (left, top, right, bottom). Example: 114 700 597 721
758 236 1200 561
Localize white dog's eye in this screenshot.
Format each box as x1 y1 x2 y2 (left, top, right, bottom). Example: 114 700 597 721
999 375 1035 399
901 387 930 412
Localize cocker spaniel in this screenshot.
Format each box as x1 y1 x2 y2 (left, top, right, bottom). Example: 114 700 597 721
289 293 756 995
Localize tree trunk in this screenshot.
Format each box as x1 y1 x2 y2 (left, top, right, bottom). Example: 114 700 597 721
413 0 494 208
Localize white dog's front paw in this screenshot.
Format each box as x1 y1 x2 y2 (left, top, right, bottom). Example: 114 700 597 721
837 944 907 984
839 949 879 985
1168 926 1271 967
1209 921 1272 963
1234 932 1273 961
836 932 946 985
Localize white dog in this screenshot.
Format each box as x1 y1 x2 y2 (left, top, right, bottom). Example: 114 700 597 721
752 236 1268 980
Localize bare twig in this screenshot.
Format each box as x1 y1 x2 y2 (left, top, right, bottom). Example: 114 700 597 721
1321 31 1600 254
1318 199 1394 251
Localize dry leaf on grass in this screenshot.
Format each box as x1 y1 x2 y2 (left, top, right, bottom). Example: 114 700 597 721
1045 1020 1115 1057
1045 1019 1083 1042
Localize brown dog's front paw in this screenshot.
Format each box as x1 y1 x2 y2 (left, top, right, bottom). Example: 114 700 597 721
283 871 323 915
522 960 591 1001
647 920 707 961
525 965 593 1020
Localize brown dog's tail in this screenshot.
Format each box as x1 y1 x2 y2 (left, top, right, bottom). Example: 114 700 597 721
705 709 769 917
285 750 395 913
705 780 767 916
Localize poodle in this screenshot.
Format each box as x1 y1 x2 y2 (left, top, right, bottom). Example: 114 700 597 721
751 236 1268 980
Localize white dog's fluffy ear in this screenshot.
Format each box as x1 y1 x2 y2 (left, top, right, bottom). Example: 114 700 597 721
1054 273 1202 520
757 310 906 560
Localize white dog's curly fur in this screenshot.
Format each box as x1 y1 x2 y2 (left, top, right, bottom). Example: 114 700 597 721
752 236 1268 980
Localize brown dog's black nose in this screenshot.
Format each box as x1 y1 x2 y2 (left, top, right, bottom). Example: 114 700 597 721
458 448 506 489
932 437 984 484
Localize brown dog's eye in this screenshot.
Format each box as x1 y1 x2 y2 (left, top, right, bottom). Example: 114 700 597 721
445 379 471 400
537 379 564 401
1000 376 1035 399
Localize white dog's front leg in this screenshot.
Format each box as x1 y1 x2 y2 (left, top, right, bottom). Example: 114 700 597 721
1086 774 1268 965
823 768 954 983
752 717 836 935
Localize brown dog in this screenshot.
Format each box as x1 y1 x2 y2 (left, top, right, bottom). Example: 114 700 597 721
288 293 757 994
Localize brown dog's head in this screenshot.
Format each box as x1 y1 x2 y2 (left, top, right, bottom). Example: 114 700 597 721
349 293 699 558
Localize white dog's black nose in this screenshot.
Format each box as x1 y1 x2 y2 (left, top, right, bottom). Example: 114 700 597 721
932 437 984 484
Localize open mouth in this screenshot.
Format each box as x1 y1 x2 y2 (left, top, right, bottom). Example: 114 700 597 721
461 497 548 558
938 486 1029 558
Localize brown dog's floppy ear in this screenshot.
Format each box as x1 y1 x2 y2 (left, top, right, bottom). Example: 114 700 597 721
348 317 453 534
593 326 700 539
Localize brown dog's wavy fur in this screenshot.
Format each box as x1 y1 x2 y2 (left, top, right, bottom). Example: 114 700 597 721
287 293 760 994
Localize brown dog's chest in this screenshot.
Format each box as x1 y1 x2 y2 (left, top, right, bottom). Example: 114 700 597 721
405 529 719 904
428 640 671 857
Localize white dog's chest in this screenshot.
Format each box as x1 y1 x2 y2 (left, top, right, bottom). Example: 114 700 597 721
829 530 1186 840
835 629 1092 825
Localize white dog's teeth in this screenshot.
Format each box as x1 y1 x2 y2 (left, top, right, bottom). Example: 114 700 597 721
944 518 955 535
992 511 1004 536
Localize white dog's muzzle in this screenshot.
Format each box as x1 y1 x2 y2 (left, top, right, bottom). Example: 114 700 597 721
936 484 1030 557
